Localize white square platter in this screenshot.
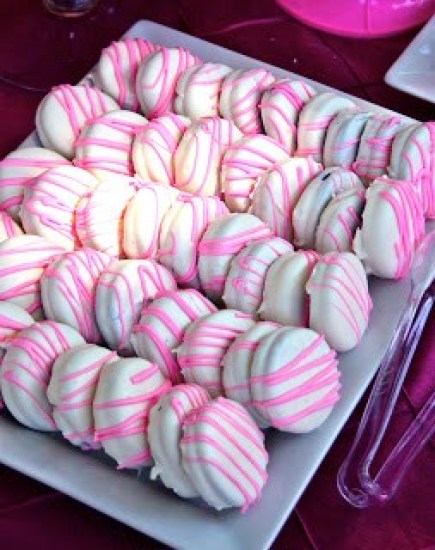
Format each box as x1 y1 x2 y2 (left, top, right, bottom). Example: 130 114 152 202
0 19 428 550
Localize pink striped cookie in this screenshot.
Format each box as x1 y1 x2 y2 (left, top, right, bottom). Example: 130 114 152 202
132 113 191 185
0 302 34 353
180 396 268 512
47 344 117 449
223 237 293 316
75 176 137 257
323 109 370 168
315 187 366 254
0 235 66 319
131 289 217 383
292 167 364 249
250 326 340 433
20 165 98 251
222 321 279 428
306 252 372 352
0 211 23 242
221 134 290 212
259 250 319 327
197 213 273 302
148 383 211 497
260 78 316 154
136 47 201 119
0 321 85 431
352 114 404 182
36 84 119 159
0 147 70 220
177 309 256 397
388 121 435 219
173 117 242 196
95 259 176 355
41 248 112 343
93 357 171 469
158 195 229 288
295 92 356 162
74 110 148 179
175 63 232 121
96 38 159 111
219 68 275 135
250 156 323 241
123 183 180 259
353 177 425 279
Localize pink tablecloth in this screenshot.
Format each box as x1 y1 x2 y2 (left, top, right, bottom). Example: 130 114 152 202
0 1 434 548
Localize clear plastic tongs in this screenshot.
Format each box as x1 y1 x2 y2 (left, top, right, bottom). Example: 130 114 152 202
338 230 435 508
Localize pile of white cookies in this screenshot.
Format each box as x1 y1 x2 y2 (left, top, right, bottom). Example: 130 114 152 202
0 36 432 513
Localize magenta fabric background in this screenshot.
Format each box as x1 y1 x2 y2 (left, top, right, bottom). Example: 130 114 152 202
0 1 434 549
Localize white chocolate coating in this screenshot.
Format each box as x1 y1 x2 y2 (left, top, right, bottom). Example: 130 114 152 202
132 113 190 185
260 78 316 154
197 213 273 303
95 259 176 355
315 187 366 254
250 156 322 241
148 383 210 497
36 84 119 159
259 250 319 327
306 252 372 352
0 147 70 220
219 68 275 134
74 110 148 180
222 321 278 428
123 183 180 259
173 117 242 196
96 38 158 111
136 48 200 119
180 397 268 512
41 248 112 343
0 302 34 351
223 237 293 316
221 135 290 212
93 357 171 469
296 92 356 162
0 211 23 242
159 195 229 288
323 109 370 168
0 235 66 319
292 167 363 249
250 327 340 432
178 309 255 397
175 63 232 121
20 165 98 251
47 344 117 449
131 289 217 383
0 321 84 431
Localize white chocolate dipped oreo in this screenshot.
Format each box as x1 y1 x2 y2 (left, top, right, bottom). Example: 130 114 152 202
148 383 210 497
95 259 176 355
159 195 229 288
259 250 319 327
223 237 293 316
47 344 117 449
36 84 119 159
0 302 34 353
1 321 84 431
292 167 364 249
260 78 316 154
93 357 171 469
250 156 322 241
0 211 23 243
221 135 290 213
180 397 268 512
219 68 275 135
296 92 356 162
175 62 232 121
306 252 372 352
177 309 255 397
250 326 340 432
173 117 242 196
